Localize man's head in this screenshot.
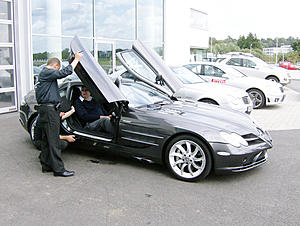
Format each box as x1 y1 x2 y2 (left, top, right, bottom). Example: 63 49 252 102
81 85 91 100
46 57 61 70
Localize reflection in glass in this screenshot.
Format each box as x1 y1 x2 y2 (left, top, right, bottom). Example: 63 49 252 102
115 40 132 69
0 91 15 108
137 0 163 55
0 1 11 20
61 0 93 36
32 36 93 67
0 24 12 43
0 69 14 88
32 36 62 66
95 0 135 39
97 43 113 74
0 47 13 65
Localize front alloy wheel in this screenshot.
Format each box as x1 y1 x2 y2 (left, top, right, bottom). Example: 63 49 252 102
248 89 265 109
165 135 212 182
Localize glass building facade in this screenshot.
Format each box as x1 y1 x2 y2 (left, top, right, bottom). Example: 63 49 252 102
0 0 209 114
0 0 17 114
31 0 164 74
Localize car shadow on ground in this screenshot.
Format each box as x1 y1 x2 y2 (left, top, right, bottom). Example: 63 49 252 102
63 143 263 183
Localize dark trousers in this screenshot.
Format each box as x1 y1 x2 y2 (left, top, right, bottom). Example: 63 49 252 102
84 118 113 134
38 105 65 173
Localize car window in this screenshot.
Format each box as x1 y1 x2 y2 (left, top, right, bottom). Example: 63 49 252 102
226 58 242 66
171 67 205 84
212 66 225 77
243 59 256 68
191 65 201 75
59 87 67 98
120 83 170 108
120 51 157 83
121 71 135 80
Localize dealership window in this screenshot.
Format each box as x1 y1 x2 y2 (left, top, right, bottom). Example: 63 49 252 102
95 0 135 40
31 0 164 81
0 0 17 113
190 48 206 62
137 0 164 56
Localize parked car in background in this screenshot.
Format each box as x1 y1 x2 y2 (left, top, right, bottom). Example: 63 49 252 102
279 61 300 70
19 36 273 182
117 66 253 114
216 52 291 85
116 48 252 114
184 62 286 109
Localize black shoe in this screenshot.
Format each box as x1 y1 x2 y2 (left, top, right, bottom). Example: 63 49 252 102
53 170 75 177
42 168 52 173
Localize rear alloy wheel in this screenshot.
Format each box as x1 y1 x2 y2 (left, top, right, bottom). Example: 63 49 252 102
266 76 279 83
29 116 41 150
165 135 212 182
247 89 265 109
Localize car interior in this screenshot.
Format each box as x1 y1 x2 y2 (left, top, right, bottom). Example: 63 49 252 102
62 85 115 140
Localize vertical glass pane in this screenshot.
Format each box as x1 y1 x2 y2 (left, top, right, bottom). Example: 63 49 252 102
137 0 163 54
0 47 13 65
0 91 15 108
32 36 93 79
61 0 93 36
32 0 93 36
0 1 11 20
0 69 14 88
116 40 132 69
0 24 12 42
32 36 62 67
97 43 113 74
95 0 135 39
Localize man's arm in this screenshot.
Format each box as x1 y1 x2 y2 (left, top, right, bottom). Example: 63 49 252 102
61 106 75 120
71 52 83 70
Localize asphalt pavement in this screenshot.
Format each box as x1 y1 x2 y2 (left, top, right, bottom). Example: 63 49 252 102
0 79 300 225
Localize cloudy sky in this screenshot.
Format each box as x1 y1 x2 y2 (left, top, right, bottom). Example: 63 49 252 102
205 0 300 40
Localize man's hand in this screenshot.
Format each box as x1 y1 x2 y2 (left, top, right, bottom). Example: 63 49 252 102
60 112 65 118
74 51 83 61
64 135 76 143
100 115 112 120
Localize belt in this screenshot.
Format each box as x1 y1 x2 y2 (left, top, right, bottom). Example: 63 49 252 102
38 103 61 110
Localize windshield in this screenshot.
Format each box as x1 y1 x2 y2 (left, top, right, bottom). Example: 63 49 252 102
120 82 171 108
171 67 206 84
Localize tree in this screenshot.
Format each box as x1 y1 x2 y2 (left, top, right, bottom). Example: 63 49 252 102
291 39 300 56
237 33 262 50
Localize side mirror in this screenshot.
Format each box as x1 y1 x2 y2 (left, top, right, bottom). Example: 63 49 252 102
155 74 165 85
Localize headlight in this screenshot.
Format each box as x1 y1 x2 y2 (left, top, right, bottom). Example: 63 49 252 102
220 131 248 148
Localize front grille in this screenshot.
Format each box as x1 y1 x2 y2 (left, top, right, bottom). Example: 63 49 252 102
242 96 250 104
279 87 284 93
242 133 265 146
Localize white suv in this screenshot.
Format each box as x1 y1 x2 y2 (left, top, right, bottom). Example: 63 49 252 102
217 52 291 85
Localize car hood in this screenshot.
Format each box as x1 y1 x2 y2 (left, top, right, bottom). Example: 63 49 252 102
150 101 269 142
70 36 127 103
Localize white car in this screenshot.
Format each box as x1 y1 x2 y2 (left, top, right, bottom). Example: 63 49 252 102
216 52 291 85
184 62 286 109
115 65 253 114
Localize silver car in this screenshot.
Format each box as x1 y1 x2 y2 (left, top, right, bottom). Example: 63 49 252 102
185 62 286 109
115 44 253 114
216 52 291 85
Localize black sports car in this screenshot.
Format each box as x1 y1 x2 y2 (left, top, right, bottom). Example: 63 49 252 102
19 36 273 182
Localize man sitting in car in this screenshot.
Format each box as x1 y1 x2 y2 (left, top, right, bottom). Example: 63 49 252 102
74 85 113 134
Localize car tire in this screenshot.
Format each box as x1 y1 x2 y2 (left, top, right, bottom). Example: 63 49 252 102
165 135 212 182
247 88 265 109
199 98 218 105
29 116 41 150
266 75 279 83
